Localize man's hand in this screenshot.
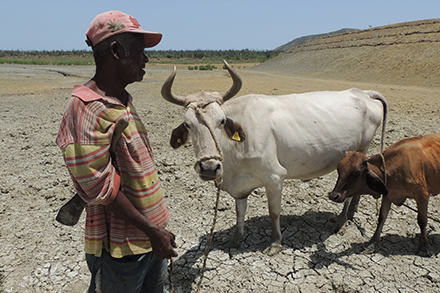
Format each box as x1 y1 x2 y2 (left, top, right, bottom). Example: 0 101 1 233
148 227 178 259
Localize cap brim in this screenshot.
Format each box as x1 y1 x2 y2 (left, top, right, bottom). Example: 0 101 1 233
131 30 162 48
144 32 162 48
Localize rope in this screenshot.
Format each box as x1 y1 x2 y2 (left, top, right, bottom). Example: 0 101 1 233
401 202 440 224
156 100 222 293
196 184 221 293
168 258 174 293
194 102 224 292
193 101 224 160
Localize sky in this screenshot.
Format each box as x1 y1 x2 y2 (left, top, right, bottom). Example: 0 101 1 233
2 0 440 51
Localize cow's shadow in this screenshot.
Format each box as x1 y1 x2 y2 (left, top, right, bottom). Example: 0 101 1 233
309 233 440 270
169 209 440 292
169 209 342 292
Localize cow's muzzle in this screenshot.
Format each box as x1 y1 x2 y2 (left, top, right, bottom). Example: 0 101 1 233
328 191 347 203
195 158 223 181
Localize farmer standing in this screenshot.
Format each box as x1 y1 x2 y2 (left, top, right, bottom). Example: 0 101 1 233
56 10 177 292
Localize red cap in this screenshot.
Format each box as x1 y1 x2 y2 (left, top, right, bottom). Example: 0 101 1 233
86 10 162 48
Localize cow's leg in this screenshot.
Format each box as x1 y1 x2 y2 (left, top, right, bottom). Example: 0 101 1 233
416 195 430 256
263 182 283 255
225 198 248 248
333 195 360 234
364 195 392 253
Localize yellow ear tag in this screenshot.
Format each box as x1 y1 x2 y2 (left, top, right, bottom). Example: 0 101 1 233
232 131 241 142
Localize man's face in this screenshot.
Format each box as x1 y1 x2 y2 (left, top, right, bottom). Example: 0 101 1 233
118 34 149 84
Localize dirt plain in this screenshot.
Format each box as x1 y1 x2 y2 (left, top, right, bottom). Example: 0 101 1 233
2 19 440 292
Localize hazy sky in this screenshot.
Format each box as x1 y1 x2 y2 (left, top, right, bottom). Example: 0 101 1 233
2 0 440 51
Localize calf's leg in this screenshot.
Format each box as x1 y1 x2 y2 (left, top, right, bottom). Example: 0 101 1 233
364 195 392 253
347 194 361 220
416 195 430 256
333 195 360 234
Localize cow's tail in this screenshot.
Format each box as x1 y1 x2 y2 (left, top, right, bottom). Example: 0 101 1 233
370 91 387 152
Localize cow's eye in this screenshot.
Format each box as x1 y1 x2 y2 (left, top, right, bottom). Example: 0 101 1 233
220 119 226 126
354 170 361 178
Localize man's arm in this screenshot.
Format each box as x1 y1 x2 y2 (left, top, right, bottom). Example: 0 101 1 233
106 191 178 259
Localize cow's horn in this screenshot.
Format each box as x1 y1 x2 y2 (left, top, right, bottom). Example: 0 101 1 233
221 60 242 102
161 66 187 106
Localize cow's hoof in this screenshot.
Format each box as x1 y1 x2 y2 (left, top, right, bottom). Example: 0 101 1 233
331 216 348 235
416 247 432 257
335 223 347 236
223 238 240 249
362 243 376 254
337 226 346 236
264 242 283 256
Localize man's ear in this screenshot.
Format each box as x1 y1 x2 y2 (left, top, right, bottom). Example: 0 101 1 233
170 123 189 149
110 41 122 60
366 165 388 196
224 118 246 142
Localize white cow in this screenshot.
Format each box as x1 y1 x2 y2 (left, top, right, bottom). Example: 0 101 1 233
162 61 387 252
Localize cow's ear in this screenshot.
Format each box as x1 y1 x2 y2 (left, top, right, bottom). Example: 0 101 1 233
170 123 189 149
366 166 388 196
224 118 246 142
367 154 382 166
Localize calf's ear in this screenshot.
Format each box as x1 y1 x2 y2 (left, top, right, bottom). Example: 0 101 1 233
170 123 189 149
366 166 388 196
224 118 246 142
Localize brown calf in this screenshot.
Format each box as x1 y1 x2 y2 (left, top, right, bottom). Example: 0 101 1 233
329 132 440 255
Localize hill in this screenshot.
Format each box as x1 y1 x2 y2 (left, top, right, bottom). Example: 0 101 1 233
251 19 440 88
274 28 358 52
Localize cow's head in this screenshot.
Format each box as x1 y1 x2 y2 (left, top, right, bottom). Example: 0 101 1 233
161 61 246 181
328 151 387 203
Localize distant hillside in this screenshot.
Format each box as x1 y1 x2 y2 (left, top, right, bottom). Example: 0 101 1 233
274 28 358 52
251 19 440 88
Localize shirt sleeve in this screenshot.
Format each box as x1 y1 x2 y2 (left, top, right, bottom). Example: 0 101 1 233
56 96 121 206
61 143 120 205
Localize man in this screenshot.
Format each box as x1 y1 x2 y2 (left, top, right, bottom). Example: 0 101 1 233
56 10 177 292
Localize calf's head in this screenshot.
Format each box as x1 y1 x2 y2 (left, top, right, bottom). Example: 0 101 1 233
328 151 387 203
161 61 246 181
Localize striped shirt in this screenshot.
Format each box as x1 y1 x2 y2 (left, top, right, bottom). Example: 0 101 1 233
56 85 169 258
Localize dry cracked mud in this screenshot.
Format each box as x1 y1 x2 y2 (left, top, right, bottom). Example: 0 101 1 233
1 63 440 292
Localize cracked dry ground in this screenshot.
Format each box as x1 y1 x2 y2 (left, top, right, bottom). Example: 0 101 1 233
1 64 440 292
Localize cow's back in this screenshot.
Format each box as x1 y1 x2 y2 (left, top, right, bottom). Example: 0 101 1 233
222 88 385 181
